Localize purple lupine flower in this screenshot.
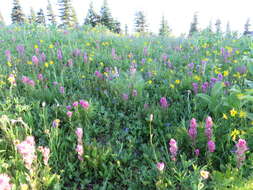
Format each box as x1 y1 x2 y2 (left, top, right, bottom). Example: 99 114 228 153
66 105 72 110
188 62 194 70
224 81 230 87
217 73 223 81
141 58 146 64
132 89 138 97
192 83 198 94
16 44 25 55
207 140 215 152
83 52 88 63
95 71 103 79
67 59 73 67
57 49 63 60
235 139 248 167
210 77 218 87
122 93 129 101
202 82 209 93
169 139 178 161
37 74 43 81
160 97 169 108
112 48 116 59
32 55 39 65
188 118 197 141
236 65 247 75
5 50 11 62
143 47 148 56
40 52 46 62
59 86 65 94
195 149 200 157
72 49 81 57
205 116 213 140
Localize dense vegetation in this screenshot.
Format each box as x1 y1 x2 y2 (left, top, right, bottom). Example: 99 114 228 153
1 24 253 190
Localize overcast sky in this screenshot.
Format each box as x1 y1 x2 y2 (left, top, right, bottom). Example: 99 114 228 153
0 0 253 35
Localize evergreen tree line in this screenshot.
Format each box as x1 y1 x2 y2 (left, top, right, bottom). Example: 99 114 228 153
3 0 253 36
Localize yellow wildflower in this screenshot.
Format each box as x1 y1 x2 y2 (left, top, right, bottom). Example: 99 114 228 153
147 80 152 84
223 70 229 77
175 80 180 84
170 84 175 89
231 129 240 141
230 108 237 117
222 113 228 120
34 44 38 49
44 63 49 68
27 61 32 65
239 111 247 118
200 170 209 179
49 61 54 65
49 44 54 49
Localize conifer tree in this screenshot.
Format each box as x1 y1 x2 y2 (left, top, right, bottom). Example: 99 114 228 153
189 13 198 36
36 8 46 25
215 19 221 33
134 11 148 33
0 11 5 25
159 15 171 36
100 0 114 30
11 0 25 24
70 6 78 26
28 7 37 24
112 19 121 33
59 0 73 27
244 18 251 35
47 0 57 25
125 24 128 35
226 21 231 35
84 2 100 27
207 20 213 32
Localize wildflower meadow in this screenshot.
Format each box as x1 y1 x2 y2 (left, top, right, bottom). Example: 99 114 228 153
1 24 253 189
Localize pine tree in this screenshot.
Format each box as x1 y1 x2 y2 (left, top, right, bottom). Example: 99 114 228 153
159 15 171 36
112 19 121 33
100 0 114 30
0 11 5 25
189 13 198 36
125 24 128 35
70 6 78 26
226 21 231 35
134 11 148 33
244 18 251 35
28 8 37 24
36 9 46 25
207 20 213 32
215 19 221 33
47 0 57 25
59 0 73 27
84 2 100 27
11 0 25 24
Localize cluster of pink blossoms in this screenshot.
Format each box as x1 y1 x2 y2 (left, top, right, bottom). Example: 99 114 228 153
160 97 169 108
16 136 36 170
169 139 178 161
236 139 248 167
205 116 216 153
38 146 50 166
0 174 12 190
75 128 84 161
21 76 35 87
65 100 90 118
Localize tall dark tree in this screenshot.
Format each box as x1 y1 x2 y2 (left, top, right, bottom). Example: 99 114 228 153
0 11 5 25
11 0 25 24
36 8 46 25
207 20 213 32
70 6 78 26
58 0 73 27
159 15 171 36
28 7 37 24
84 2 100 27
100 0 114 30
134 11 148 33
47 0 57 25
189 13 198 36
244 18 251 35
112 19 121 33
125 24 128 35
226 21 231 35
215 19 221 33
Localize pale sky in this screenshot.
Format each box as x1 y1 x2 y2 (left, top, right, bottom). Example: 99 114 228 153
0 0 253 35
